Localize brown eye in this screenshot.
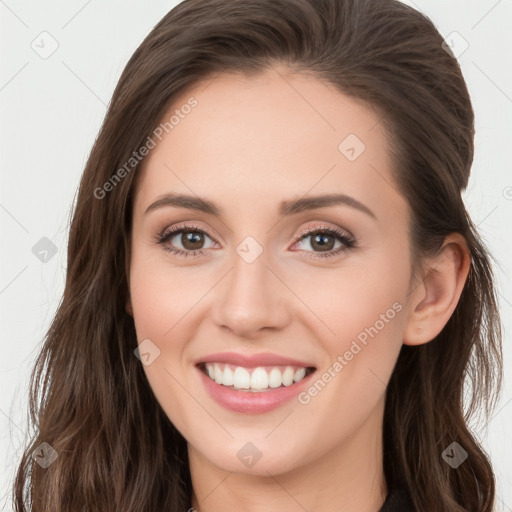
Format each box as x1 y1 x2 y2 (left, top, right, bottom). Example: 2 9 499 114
291 226 356 260
179 230 206 250
309 233 336 252
157 225 217 257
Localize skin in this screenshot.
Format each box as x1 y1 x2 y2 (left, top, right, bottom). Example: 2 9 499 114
127 65 470 512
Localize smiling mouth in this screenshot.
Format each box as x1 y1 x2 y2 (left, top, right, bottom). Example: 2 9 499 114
197 362 316 392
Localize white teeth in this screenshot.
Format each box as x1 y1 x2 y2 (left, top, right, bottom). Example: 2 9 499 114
214 363 223 384
250 367 269 390
293 367 306 382
233 367 251 389
268 368 282 388
203 363 311 391
282 366 294 386
223 365 234 386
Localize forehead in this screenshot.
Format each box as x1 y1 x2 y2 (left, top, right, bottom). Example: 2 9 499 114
134 66 405 222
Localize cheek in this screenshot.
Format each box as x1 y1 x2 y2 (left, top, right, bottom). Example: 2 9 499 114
128 246 209 340
286 271 407 450
128 250 197 394
128 251 209 435
290 247 410 411
294 253 408 350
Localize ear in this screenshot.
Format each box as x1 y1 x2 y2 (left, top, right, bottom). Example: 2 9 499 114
403 233 471 346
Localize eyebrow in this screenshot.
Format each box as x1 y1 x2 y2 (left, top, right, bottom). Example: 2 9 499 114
144 192 376 219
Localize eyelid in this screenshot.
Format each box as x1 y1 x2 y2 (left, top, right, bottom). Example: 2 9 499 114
293 222 354 243
159 222 218 243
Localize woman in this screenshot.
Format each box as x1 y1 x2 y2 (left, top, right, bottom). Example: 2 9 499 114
13 0 503 511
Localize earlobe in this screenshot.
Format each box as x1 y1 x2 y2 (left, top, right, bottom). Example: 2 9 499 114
403 234 471 346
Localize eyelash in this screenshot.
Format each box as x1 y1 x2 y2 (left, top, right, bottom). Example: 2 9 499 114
155 223 356 260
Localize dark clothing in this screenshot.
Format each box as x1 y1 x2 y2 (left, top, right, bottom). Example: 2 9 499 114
378 488 415 511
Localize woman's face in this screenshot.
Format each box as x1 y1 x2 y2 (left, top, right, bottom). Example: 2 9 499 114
128 66 414 476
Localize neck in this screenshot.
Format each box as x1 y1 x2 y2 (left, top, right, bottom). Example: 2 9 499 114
188 398 387 512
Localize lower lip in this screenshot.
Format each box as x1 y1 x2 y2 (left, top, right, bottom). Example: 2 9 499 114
197 366 315 414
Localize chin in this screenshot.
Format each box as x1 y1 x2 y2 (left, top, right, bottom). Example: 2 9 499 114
190 437 307 476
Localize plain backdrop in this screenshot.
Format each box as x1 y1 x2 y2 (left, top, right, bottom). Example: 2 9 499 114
1 1 511 510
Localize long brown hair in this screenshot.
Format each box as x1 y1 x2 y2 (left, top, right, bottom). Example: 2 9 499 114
14 0 503 510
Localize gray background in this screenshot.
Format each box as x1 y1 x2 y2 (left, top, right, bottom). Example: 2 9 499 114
1 0 511 510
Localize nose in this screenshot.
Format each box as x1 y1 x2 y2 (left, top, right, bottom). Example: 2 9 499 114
211 249 291 339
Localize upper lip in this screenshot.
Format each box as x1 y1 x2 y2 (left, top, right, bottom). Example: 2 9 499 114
196 352 316 368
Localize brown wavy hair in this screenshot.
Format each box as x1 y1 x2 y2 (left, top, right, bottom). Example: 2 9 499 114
13 0 503 510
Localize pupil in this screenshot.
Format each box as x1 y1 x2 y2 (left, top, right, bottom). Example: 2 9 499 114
182 231 204 250
312 234 333 251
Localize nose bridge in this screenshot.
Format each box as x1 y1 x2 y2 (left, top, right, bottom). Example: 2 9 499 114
212 239 290 336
